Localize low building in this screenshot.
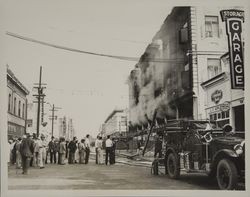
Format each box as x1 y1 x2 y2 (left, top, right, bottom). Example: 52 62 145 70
7 67 29 139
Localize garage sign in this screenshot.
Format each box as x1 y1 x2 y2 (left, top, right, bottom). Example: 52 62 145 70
220 9 244 89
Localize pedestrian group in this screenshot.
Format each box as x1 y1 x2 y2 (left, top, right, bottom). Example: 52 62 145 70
8 133 117 175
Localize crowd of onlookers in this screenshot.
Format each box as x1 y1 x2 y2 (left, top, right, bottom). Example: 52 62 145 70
8 133 117 175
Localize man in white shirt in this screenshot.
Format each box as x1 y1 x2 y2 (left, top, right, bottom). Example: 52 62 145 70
97 136 104 164
38 134 47 169
105 135 113 165
84 134 90 164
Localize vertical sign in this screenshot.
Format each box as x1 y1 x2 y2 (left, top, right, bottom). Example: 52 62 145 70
41 97 44 123
220 9 244 89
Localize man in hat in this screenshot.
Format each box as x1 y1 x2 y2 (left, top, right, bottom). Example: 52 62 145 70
68 137 77 164
48 136 56 164
20 133 34 174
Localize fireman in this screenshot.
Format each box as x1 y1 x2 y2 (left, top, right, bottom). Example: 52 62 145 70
154 134 163 158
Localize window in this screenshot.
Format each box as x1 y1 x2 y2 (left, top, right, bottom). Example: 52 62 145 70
8 94 11 112
207 58 221 79
179 22 188 44
209 110 230 128
205 16 219 38
14 97 16 115
22 103 25 118
18 101 21 117
213 113 217 120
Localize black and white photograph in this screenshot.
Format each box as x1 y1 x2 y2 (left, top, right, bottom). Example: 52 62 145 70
0 0 249 196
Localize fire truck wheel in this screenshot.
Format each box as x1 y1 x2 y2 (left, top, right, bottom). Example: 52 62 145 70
216 159 238 190
167 153 180 179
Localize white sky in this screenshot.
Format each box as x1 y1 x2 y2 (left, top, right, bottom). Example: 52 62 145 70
1 0 172 138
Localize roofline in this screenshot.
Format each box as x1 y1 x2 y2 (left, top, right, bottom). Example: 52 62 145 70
104 109 124 123
7 67 30 95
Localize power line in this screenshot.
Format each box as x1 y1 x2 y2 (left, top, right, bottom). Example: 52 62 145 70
6 31 185 63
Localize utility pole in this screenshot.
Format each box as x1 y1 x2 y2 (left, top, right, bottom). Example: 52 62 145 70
48 103 61 137
33 66 47 137
52 104 55 136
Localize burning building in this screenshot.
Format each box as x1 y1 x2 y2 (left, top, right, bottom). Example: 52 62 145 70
128 6 244 132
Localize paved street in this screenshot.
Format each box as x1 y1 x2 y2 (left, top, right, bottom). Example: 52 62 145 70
8 157 224 190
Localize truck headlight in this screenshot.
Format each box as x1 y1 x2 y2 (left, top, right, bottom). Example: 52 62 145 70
234 144 243 155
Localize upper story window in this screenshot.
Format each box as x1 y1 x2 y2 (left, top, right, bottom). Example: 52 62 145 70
207 58 222 79
205 16 219 38
179 22 188 44
18 101 21 117
14 97 16 115
22 103 25 118
8 94 11 112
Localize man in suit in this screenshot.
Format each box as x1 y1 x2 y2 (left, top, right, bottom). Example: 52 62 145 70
20 133 34 175
48 136 56 164
68 137 77 164
110 138 116 165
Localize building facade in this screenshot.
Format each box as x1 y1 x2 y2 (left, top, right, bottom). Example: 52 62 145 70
201 53 244 131
67 118 75 140
128 6 244 132
58 116 75 140
102 108 129 137
58 116 67 138
7 67 29 139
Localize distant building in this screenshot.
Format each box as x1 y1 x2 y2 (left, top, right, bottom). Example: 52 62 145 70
67 118 75 140
58 116 67 138
26 103 36 135
58 116 75 140
102 108 129 137
7 67 29 139
98 123 106 137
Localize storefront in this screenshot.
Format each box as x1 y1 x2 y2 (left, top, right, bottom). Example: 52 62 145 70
201 72 244 131
8 122 25 140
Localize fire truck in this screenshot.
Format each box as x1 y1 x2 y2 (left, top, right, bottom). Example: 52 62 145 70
150 119 245 190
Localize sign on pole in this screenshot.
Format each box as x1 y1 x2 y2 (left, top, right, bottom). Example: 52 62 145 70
220 9 244 89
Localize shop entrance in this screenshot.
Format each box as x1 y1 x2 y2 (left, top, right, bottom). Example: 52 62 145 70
233 105 245 131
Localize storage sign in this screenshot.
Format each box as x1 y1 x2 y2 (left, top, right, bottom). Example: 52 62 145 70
220 9 244 89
